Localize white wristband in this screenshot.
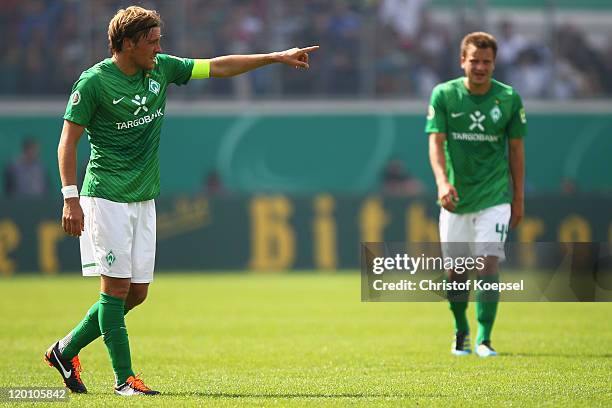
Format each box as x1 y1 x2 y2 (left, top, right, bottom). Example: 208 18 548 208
61 185 79 199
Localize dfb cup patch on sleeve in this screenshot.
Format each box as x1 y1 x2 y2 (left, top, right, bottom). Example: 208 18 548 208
427 105 435 120
71 90 81 106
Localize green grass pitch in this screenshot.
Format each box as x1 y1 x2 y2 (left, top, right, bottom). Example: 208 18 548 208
1 273 611 407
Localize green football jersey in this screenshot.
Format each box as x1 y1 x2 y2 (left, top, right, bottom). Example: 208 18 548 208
425 77 527 214
64 54 195 202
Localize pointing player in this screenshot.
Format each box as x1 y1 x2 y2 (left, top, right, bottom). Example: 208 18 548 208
45 6 318 395
426 32 526 357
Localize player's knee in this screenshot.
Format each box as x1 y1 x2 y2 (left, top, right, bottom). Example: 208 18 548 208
479 256 499 275
104 286 130 299
101 275 131 299
134 291 148 306
127 291 148 309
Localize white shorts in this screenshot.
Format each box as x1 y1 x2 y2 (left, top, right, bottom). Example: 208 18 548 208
79 196 156 283
439 203 511 262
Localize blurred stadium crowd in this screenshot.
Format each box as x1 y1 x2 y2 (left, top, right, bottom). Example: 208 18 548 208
1 0 612 99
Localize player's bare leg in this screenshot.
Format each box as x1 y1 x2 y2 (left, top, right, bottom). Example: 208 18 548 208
125 283 149 311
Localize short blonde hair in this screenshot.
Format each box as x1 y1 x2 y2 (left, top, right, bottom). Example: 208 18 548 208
460 32 498 58
108 6 162 54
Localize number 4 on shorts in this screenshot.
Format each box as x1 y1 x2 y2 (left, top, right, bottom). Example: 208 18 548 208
495 223 508 242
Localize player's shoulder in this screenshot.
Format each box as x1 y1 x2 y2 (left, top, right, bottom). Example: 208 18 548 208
155 53 190 66
156 53 181 61
81 59 113 77
430 78 464 102
75 59 113 86
433 77 463 93
491 78 521 98
151 54 190 76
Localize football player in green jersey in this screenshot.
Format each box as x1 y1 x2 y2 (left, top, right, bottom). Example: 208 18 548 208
426 32 526 358
45 6 318 396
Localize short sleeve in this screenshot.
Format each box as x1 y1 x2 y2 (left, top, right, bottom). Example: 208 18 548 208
157 54 195 86
508 91 527 139
63 73 98 126
425 84 447 134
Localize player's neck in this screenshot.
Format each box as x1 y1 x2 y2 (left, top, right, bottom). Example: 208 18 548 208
463 77 491 95
111 53 140 77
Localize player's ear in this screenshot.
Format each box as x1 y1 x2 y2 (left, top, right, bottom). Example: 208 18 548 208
122 37 135 51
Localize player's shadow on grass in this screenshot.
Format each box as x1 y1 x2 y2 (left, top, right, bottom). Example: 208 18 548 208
503 352 612 358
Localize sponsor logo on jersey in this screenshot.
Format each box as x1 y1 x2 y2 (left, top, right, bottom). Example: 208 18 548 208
450 112 465 118
490 105 502 123
469 110 485 131
520 107 527 124
115 108 164 130
451 132 500 142
112 96 125 105
71 90 81 105
149 78 160 95
131 94 148 115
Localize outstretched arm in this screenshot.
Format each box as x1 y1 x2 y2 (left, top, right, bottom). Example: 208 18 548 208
209 46 319 78
508 138 525 229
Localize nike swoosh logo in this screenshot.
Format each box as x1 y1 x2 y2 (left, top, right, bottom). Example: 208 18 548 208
52 349 72 378
451 112 465 118
112 97 125 105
